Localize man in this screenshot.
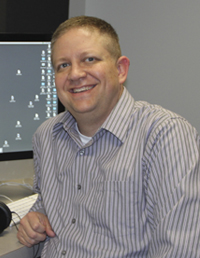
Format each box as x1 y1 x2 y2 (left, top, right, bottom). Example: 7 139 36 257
17 16 200 257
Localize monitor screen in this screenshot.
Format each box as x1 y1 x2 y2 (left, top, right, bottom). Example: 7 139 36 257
0 34 65 161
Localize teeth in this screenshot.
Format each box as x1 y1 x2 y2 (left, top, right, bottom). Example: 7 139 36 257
73 86 94 93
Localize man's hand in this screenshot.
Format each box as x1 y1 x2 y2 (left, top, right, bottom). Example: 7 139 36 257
17 211 55 247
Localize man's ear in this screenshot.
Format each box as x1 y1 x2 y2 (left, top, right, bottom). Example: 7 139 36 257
117 56 130 84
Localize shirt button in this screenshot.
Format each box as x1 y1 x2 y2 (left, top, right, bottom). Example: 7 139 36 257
72 218 76 224
61 250 66 255
78 184 81 190
79 150 85 156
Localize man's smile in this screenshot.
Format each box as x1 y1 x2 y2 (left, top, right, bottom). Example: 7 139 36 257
70 85 96 93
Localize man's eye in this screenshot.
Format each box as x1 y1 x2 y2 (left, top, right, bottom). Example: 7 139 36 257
56 63 70 72
60 63 69 68
86 57 95 62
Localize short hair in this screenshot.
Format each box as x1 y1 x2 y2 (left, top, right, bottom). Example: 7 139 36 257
51 16 121 62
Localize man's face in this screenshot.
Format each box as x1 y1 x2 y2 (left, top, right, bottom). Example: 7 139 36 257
52 27 125 125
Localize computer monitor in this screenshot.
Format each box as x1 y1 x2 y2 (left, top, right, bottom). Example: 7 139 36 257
0 34 65 161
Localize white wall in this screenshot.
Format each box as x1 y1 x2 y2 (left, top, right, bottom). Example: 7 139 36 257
69 0 200 133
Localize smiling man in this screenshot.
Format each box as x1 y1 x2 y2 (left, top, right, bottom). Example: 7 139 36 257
52 25 129 136
17 16 200 258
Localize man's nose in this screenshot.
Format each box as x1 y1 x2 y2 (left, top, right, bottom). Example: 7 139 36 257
68 64 86 81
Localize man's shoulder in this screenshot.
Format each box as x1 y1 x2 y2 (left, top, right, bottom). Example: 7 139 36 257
131 100 187 136
133 100 180 120
34 111 68 136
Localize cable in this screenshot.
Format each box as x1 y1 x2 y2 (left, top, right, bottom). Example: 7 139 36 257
11 211 21 231
0 195 13 202
0 181 33 190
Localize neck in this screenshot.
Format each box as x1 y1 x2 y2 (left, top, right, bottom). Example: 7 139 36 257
72 85 124 136
76 115 104 137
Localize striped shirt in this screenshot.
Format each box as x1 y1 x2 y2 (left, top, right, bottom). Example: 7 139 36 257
31 87 200 258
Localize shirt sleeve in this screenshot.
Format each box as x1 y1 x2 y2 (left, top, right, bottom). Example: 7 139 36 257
143 117 200 257
29 132 46 215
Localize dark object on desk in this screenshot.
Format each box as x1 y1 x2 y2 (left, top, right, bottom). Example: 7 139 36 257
0 202 11 234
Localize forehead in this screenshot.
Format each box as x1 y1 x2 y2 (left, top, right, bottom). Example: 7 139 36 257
52 27 113 65
62 27 108 44
54 28 110 53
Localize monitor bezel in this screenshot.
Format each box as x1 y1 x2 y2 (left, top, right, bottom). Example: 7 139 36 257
0 33 65 161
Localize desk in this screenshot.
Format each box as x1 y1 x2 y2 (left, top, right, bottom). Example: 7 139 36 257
0 226 44 258
0 159 43 257
0 159 35 204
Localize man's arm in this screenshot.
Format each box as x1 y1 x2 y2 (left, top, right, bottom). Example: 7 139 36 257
17 132 55 247
143 118 200 257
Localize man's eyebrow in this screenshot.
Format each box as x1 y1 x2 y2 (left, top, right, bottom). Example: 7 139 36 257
80 50 98 56
54 57 69 63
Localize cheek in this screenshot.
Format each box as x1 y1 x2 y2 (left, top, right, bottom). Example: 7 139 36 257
105 69 120 88
97 66 118 85
54 75 60 88
55 75 66 91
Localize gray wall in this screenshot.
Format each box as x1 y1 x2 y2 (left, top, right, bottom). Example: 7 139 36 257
70 0 200 133
68 0 85 18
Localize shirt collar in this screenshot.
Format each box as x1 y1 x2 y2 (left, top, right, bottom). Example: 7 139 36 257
100 87 135 143
52 111 76 140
